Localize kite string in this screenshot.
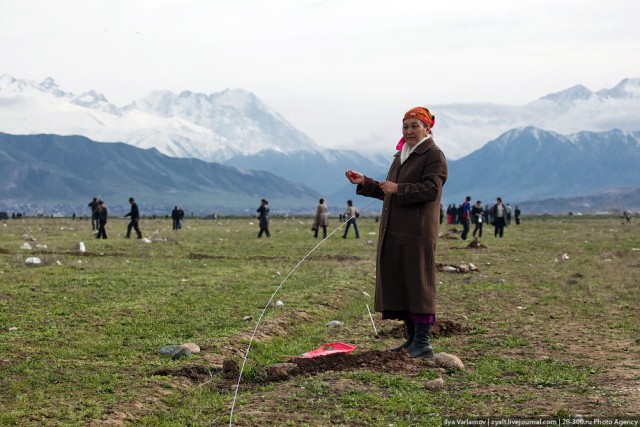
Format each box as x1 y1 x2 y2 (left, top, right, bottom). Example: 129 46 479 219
227 198 379 427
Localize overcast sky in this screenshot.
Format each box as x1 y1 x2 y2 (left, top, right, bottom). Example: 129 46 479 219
1 0 639 152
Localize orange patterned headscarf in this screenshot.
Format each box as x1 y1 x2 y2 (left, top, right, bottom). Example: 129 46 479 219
403 106 435 129
396 106 435 150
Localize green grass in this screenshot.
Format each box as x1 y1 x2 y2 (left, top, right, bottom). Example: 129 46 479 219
1 215 639 426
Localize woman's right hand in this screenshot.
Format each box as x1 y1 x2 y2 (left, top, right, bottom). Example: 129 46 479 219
345 170 365 185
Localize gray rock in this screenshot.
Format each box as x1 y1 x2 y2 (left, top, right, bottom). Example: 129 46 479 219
170 347 191 360
160 345 181 355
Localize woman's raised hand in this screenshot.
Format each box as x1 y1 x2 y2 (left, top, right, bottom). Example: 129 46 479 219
345 170 365 185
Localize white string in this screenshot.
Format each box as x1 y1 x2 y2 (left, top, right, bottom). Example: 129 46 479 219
227 198 379 427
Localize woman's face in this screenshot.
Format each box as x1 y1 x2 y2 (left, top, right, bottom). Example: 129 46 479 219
402 119 428 147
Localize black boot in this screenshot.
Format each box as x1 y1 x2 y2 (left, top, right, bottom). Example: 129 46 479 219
406 323 434 358
391 321 415 352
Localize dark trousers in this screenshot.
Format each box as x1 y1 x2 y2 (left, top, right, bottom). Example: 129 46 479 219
494 217 506 238
314 226 327 238
97 221 107 239
461 218 470 240
473 221 483 238
172 219 179 230
127 219 142 238
92 216 99 230
258 227 270 238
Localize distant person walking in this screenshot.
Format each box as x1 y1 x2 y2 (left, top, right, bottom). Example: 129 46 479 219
471 200 485 238
492 197 507 238
461 196 471 241
257 199 270 238
96 200 108 239
506 203 513 225
177 206 184 229
312 198 329 238
342 199 360 239
88 197 99 230
514 206 521 225
124 197 142 239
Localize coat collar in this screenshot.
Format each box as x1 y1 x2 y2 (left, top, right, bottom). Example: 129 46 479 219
394 136 436 158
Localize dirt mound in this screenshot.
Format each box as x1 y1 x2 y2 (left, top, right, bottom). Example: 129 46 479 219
466 238 487 249
276 350 424 380
377 320 466 340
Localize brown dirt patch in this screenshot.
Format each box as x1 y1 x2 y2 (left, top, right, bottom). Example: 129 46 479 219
376 320 467 339
153 365 221 383
264 350 428 383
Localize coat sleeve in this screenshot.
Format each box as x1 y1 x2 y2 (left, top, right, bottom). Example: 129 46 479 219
356 176 385 200
396 150 447 205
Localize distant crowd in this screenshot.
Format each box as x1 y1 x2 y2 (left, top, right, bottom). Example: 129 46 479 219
443 197 521 240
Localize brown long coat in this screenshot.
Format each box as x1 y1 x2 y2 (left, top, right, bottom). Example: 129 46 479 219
357 137 447 314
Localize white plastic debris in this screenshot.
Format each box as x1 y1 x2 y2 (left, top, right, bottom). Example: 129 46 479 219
442 266 458 272
56 260 63 266
362 291 371 297
35 244 47 249
20 243 32 250
274 300 284 308
242 316 253 321
561 253 570 260
78 242 86 253
325 320 344 328
8 327 18 331
25 257 42 265
141 237 152 243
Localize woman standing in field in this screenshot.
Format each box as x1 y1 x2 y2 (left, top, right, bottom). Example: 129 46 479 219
312 198 329 238
345 106 448 358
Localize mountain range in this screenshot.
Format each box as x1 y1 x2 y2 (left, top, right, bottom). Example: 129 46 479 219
0 132 320 215
1 74 639 214
443 127 640 210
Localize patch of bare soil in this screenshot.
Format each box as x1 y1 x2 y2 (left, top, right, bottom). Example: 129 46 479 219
263 350 427 383
466 238 488 249
376 320 467 340
153 365 221 382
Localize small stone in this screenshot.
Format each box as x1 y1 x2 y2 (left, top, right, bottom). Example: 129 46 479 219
495 279 506 284
77 242 86 253
561 253 570 260
25 257 42 265
424 377 445 391
141 238 152 243
20 243 32 250
458 265 470 273
242 315 253 321
325 320 343 328
433 352 465 370
442 266 458 272
273 300 284 308
170 347 191 360
160 345 181 355
180 343 200 354
8 327 18 331
468 263 477 271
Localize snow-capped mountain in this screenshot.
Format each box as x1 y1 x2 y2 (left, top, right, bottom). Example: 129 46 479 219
0 74 320 162
443 127 640 205
433 78 640 158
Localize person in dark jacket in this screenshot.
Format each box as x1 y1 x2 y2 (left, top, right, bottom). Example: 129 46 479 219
471 200 485 238
171 206 180 230
96 200 108 239
257 199 270 238
345 106 447 359
461 196 471 240
492 197 507 238
88 197 99 230
124 197 142 239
